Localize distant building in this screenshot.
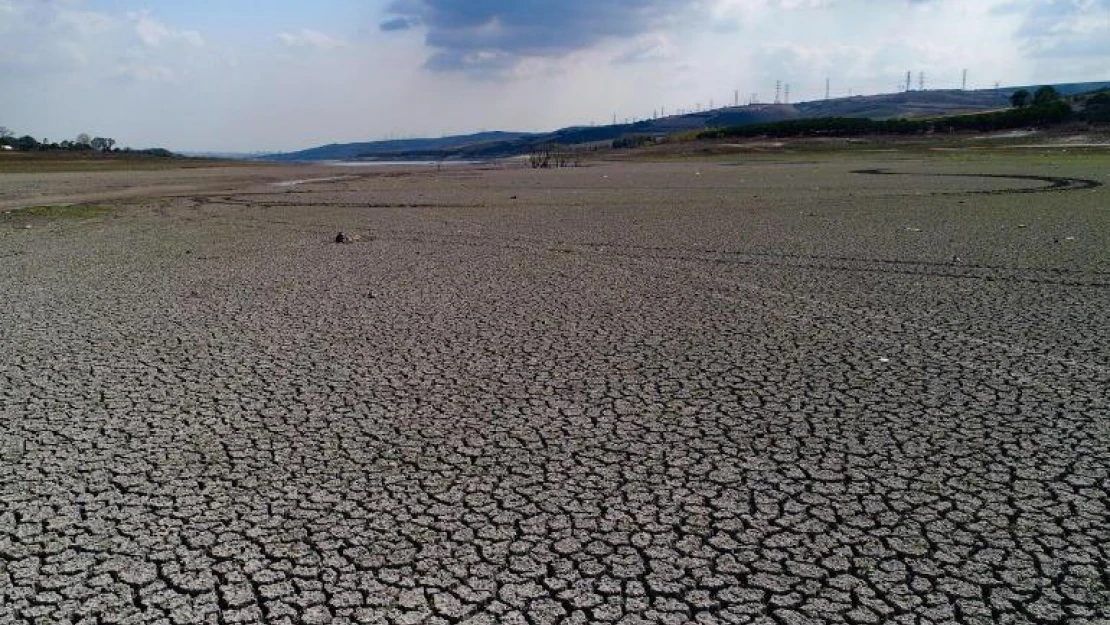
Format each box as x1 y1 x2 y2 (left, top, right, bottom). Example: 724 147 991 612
0 145 13 151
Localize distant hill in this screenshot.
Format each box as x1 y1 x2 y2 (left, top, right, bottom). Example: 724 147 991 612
265 80 1110 162
267 131 533 162
793 89 1009 119
1014 81 1110 97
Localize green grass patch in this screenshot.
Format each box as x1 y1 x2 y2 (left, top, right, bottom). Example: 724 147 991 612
0 153 254 174
699 102 1076 141
2 204 113 222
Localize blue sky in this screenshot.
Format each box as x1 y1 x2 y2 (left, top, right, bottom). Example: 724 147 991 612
2 0 1109 152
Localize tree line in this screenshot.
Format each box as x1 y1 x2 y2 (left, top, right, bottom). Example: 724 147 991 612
699 86 1110 140
0 127 172 157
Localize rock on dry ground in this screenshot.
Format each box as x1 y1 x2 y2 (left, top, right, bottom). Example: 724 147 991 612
1 156 1108 625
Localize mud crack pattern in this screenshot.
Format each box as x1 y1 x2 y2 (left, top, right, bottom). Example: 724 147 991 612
1 159 1109 624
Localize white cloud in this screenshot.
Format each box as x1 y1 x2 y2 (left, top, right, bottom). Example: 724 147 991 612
115 63 177 83
129 11 203 48
710 0 833 23
613 34 679 64
54 7 117 38
277 29 346 50
2 0 1108 152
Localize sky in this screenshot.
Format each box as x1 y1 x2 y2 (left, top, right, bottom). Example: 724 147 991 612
2 0 1109 152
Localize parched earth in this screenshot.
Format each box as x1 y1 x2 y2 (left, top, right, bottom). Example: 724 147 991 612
1 157 1108 625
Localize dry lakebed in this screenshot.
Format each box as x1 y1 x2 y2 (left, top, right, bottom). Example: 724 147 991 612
1 153 1108 624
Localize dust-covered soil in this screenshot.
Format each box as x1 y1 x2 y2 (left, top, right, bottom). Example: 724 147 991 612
0 159 344 212
2 154 1108 625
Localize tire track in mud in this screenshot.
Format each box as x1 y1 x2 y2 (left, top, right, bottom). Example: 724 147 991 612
188 214 1110 288
851 168 1103 195
183 172 1110 289
186 193 1110 288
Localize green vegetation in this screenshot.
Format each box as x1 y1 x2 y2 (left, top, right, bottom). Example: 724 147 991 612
1082 91 1110 123
0 152 233 174
1033 85 1061 106
699 100 1075 140
691 85 1110 145
0 126 172 157
2 204 112 223
612 135 657 150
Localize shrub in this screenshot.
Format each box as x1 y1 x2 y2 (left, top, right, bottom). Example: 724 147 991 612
698 101 1075 140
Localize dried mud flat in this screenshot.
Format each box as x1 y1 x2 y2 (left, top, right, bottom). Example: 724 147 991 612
1 156 1109 625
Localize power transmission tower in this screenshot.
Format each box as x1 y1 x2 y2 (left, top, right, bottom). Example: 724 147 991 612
905 70 912 91
918 72 925 91
962 69 968 91
784 84 790 104
734 90 739 107
774 80 782 104
825 77 830 101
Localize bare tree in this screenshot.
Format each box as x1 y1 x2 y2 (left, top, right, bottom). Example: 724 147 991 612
528 147 551 169
91 137 116 152
0 126 12 140
529 144 577 169
76 133 92 146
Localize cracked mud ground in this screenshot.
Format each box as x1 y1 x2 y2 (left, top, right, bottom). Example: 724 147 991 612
1 158 1108 625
